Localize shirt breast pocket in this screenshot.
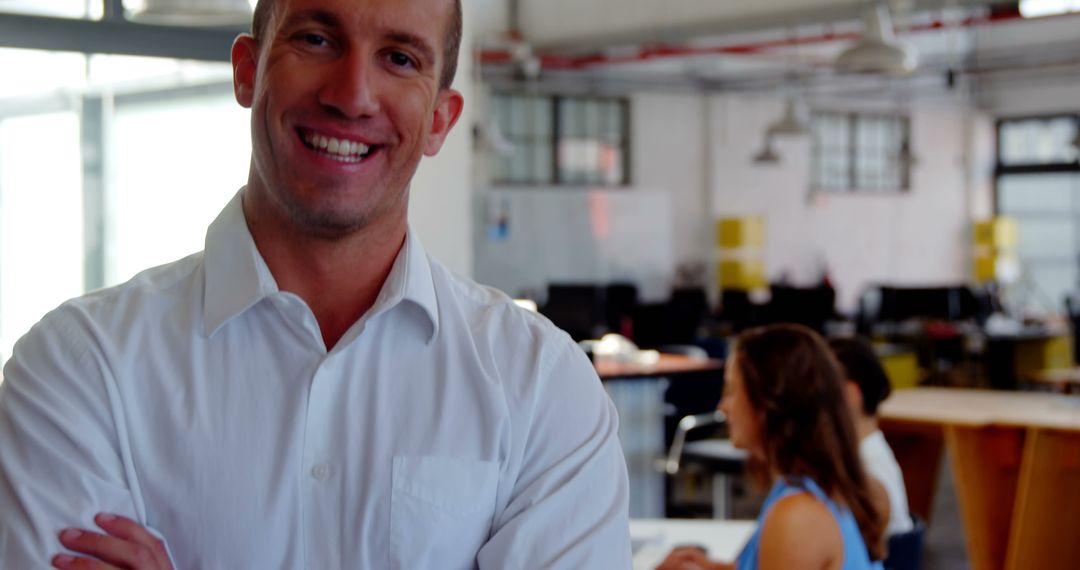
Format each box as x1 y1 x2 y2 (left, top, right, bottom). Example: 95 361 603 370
390 456 500 570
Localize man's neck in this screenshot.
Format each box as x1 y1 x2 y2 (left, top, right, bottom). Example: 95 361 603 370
242 191 407 351
856 415 879 442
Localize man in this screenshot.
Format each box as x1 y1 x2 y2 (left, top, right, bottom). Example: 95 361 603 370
828 338 914 537
0 0 632 567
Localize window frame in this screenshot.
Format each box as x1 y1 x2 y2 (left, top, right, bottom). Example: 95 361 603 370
489 92 631 188
993 113 1080 315
810 110 912 194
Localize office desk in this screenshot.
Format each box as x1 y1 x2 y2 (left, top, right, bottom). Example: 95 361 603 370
1026 367 1080 394
631 518 755 570
600 355 724 518
596 354 723 381
879 388 1080 570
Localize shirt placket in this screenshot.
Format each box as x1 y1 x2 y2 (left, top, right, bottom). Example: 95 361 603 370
301 352 339 569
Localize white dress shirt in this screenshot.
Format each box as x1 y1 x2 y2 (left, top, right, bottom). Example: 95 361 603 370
859 430 913 536
0 190 632 569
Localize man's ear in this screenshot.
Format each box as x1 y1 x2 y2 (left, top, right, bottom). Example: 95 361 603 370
424 89 465 156
232 34 259 108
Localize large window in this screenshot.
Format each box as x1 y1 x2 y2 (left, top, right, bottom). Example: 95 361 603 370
110 89 249 283
995 114 1080 314
0 112 84 360
811 112 912 192
489 93 629 187
0 49 248 365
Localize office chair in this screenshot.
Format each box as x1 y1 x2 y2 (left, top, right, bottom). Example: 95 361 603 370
661 411 748 519
884 515 926 570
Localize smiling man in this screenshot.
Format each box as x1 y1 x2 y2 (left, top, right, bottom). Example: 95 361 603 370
0 0 632 568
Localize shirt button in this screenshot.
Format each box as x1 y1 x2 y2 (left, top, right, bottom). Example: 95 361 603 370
311 464 330 481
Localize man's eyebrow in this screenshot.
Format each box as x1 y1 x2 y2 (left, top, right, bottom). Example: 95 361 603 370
279 9 341 32
386 31 437 65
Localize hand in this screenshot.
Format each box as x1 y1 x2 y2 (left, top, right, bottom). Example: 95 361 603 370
655 546 732 570
53 513 173 570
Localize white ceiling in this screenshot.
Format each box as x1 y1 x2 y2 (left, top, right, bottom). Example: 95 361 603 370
474 0 1080 104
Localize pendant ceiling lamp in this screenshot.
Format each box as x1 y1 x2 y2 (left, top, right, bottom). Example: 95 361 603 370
753 135 780 165
835 2 918 75
127 0 253 26
768 96 810 137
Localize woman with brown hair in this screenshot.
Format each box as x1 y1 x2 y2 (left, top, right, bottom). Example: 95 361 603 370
658 324 885 570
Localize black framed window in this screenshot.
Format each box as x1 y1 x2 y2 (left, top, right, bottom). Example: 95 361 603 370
995 113 1080 313
490 93 629 186
811 111 911 192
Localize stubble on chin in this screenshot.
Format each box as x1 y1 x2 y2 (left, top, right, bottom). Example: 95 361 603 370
282 200 372 239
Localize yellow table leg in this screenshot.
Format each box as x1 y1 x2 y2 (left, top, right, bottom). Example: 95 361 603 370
1005 429 1080 570
945 425 1025 570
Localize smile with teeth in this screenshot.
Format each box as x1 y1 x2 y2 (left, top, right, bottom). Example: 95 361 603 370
301 130 375 163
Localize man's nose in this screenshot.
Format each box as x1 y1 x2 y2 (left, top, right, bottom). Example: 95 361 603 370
317 53 380 118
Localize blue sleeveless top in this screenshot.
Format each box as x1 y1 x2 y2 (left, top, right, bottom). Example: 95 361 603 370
735 476 883 570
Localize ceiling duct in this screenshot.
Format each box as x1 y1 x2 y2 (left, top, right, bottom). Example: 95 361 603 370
126 0 253 26
835 2 918 75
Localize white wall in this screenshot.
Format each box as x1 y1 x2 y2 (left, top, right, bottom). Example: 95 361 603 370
468 0 511 41
982 78 1080 117
630 93 711 277
408 4 475 277
630 92 997 313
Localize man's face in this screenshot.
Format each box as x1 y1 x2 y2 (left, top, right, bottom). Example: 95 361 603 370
231 0 463 237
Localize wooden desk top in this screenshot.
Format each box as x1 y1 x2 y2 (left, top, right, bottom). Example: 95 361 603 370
880 387 1080 432
596 354 723 381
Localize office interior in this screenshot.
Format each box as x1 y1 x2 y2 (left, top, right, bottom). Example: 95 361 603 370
0 0 1078 569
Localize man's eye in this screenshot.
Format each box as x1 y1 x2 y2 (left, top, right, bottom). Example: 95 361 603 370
301 33 329 47
387 52 414 68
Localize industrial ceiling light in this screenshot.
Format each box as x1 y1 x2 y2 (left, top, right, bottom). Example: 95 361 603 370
835 2 918 75
127 0 253 26
767 96 810 137
753 134 780 165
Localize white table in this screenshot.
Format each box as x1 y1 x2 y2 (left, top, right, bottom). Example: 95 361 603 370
631 518 756 570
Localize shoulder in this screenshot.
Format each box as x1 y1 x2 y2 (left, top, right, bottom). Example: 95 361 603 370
859 431 892 462
65 252 204 318
429 259 577 357
6 253 204 368
860 432 906 494
426 259 603 402
758 492 842 570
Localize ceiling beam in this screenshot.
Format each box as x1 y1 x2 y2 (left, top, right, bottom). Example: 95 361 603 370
0 12 241 62
524 0 1018 52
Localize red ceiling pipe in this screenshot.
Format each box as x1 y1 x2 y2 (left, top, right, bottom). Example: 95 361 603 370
479 6 1076 71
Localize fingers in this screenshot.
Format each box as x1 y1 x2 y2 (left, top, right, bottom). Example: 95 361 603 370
52 533 124 570
54 513 171 570
93 513 171 568
655 547 711 570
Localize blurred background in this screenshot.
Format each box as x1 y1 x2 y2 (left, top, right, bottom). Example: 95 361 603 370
1 2 1079 568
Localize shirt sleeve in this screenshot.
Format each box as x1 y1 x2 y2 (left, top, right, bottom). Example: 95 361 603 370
0 307 167 567
476 337 632 569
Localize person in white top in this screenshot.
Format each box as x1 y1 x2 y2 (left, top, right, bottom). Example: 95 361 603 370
0 0 632 567
829 338 914 537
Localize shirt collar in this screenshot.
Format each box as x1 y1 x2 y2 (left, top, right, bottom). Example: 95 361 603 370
202 188 440 343
203 188 279 336
364 228 440 343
